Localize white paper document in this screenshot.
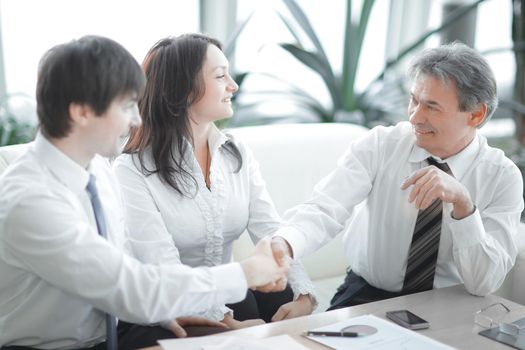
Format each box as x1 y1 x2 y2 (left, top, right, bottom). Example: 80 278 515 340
158 334 308 350
305 314 454 350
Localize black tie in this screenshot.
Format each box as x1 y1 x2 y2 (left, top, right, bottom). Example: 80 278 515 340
402 158 453 293
86 174 118 350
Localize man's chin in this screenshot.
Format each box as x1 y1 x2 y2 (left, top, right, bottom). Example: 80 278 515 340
414 137 428 149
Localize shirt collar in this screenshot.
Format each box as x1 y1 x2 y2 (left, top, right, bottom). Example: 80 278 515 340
33 132 91 194
182 124 229 152
408 134 480 180
208 124 229 155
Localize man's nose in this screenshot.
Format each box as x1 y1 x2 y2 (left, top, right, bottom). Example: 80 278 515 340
409 105 424 124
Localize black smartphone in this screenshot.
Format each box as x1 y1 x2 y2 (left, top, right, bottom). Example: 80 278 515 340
386 310 430 330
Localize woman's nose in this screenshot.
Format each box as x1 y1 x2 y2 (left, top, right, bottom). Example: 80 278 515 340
228 77 239 93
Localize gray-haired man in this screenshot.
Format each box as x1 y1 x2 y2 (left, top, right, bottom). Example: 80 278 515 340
272 42 524 308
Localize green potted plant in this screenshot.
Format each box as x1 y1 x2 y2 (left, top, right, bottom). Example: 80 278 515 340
229 0 488 127
0 94 37 146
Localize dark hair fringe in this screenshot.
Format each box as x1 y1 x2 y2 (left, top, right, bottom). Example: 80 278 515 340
37 35 145 138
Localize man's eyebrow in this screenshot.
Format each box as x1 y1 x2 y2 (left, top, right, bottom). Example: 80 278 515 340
410 93 442 109
425 100 442 108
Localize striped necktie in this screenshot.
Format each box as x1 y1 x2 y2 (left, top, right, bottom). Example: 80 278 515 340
402 158 453 294
86 174 118 350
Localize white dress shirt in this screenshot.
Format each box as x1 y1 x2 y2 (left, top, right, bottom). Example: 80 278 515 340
0 134 248 349
277 122 523 296
113 125 316 322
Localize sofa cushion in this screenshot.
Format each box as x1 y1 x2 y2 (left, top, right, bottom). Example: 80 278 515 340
228 123 368 286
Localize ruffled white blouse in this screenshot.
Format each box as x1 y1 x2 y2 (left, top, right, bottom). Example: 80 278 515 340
113 125 316 321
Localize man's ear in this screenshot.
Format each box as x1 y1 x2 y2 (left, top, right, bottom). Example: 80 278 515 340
68 103 94 127
468 103 487 127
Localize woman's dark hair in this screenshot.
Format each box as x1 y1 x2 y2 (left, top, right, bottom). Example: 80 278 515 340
124 33 242 196
37 35 145 138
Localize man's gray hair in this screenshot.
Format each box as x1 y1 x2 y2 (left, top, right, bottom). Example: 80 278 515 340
408 42 497 127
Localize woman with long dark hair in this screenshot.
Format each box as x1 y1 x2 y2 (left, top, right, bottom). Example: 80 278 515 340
113 33 316 331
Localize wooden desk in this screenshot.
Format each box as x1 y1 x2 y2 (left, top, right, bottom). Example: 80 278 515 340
149 285 525 349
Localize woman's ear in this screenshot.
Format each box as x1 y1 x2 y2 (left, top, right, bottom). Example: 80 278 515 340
68 103 94 127
468 103 488 127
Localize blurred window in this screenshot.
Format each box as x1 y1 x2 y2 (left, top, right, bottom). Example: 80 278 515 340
0 0 199 97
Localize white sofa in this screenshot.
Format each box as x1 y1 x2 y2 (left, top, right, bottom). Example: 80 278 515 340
1 123 524 312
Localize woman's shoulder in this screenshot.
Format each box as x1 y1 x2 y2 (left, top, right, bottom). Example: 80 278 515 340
113 151 154 176
114 152 139 169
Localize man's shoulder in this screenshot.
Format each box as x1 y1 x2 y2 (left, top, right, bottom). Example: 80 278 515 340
0 150 47 192
360 121 414 153
113 152 134 167
0 151 53 222
477 138 521 177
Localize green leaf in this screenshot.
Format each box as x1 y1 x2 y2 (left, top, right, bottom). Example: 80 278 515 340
341 0 353 108
235 90 329 118
0 117 35 146
224 11 255 58
342 0 375 111
281 0 323 53
234 72 332 118
281 0 331 68
279 43 342 109
276 11 305 47
232 71 249 88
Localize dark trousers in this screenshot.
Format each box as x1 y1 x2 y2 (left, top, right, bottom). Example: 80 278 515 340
2 319 229 350
227 284 294 323
328 270 409 311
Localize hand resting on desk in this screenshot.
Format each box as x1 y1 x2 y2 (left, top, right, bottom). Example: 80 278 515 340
163 316 228 337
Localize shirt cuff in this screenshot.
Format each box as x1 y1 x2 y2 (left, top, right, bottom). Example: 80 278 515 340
274 226 306 259
287 260 318 310
447 206 486 249
196 306 230 322
212 262 248 304
291 287 319 312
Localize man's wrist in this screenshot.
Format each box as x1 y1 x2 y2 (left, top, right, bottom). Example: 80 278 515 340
272 236 293 258
452 190 475 220
452 200 476 220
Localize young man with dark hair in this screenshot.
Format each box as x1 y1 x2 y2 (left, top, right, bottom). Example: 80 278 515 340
0 35 287 350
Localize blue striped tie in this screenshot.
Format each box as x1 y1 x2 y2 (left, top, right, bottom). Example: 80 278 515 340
86 174 118 350
402 158 452 293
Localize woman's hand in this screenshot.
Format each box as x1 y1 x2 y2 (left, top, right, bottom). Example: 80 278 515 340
222 313 265 329
164 316 228 337
271 294 315 322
